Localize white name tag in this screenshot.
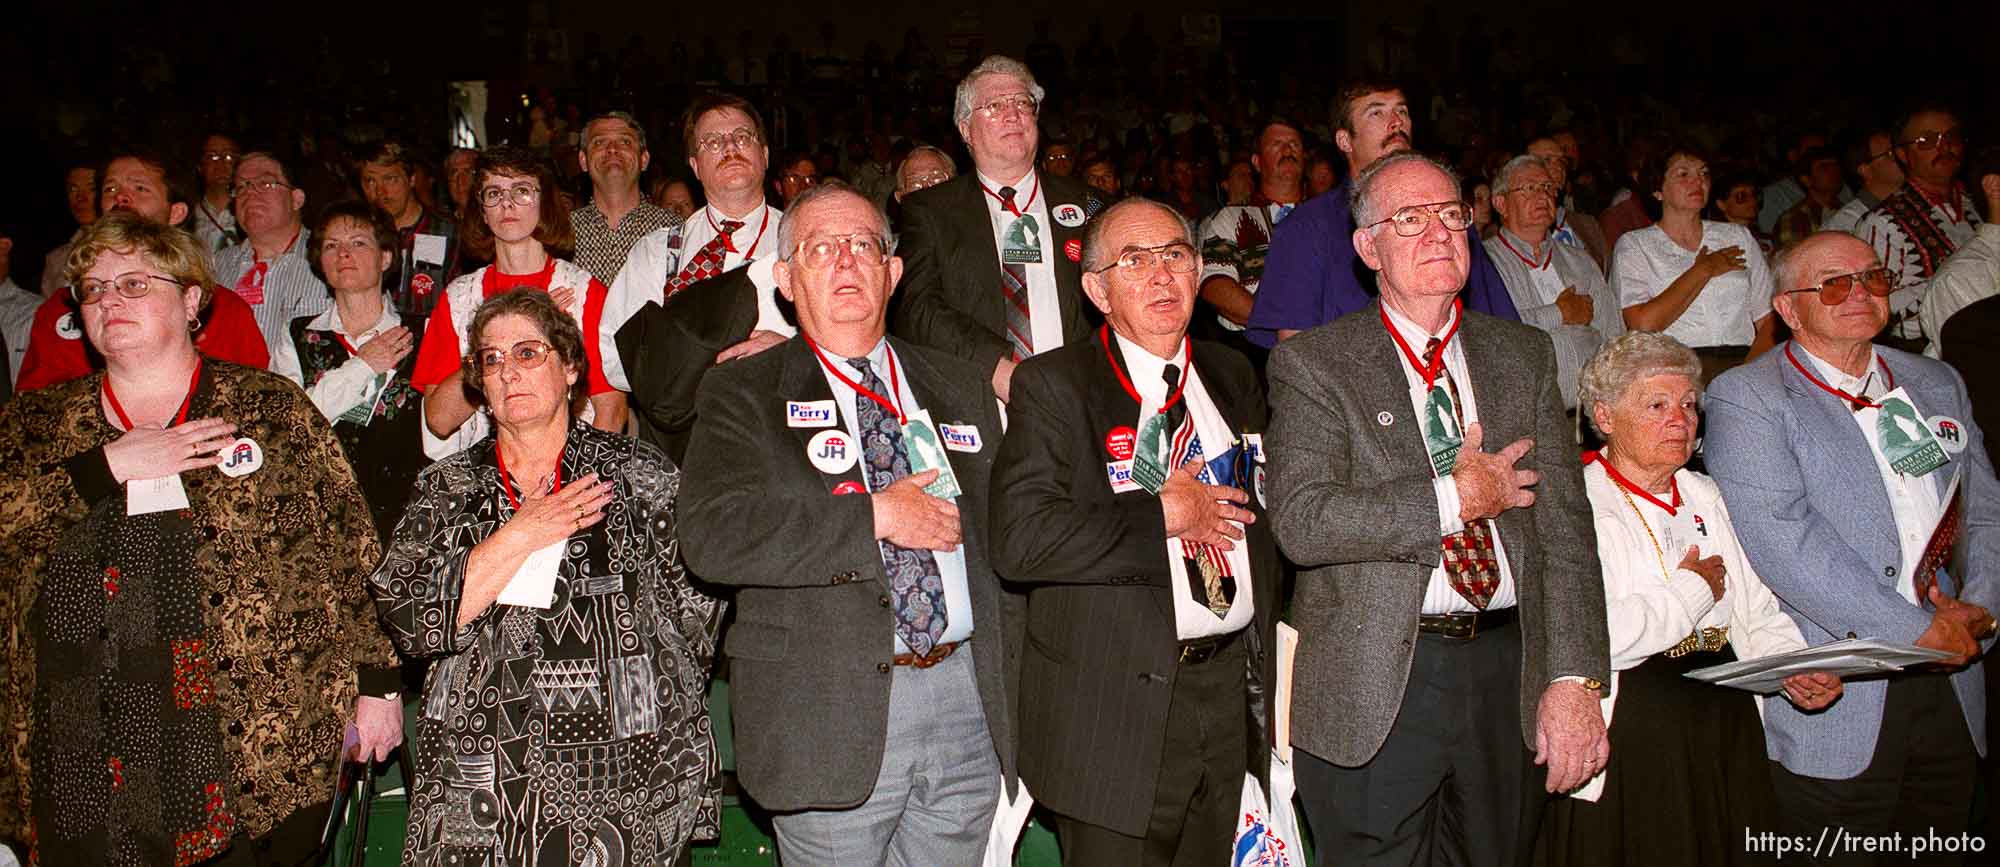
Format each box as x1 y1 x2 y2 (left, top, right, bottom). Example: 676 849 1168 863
786 400 838 428
1106 459 1141 493
939 423 982 452
496 541 564 609
413 233 448 266
1244 432 1266 464
127 474 190 516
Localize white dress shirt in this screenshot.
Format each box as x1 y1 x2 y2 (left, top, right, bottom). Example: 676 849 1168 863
0 278 40 386
268 299 405 422
1918 223 2000 356
1797 344 1946 604
815 337 974 651
1112 331 1256 640
1380 301 1519 614
599 202 784 390
1612 221 1774 349
975 169 1065 355
211 229 330 356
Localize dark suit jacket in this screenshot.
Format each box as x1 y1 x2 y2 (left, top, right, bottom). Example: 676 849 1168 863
990 330 1278 836
1943 294 2000 468
678 336 1016 811
1264 303 1609 767
891 172 1099 374
615 265 792 465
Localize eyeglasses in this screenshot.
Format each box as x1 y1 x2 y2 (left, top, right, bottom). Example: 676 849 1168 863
1506 181 1561 198
232 179 290 197
1902 129 1964 152
791 233 891 269
1090 242 1199 277
202 153 239 164
694 128 760 155
1783 267 1898 306
781 173 818 187
903 171 951 191
73 271 184 305
1362 200 1474 237
473 339 558 375
1043 152 1074 163
973 95 1039 120
479 184 542 208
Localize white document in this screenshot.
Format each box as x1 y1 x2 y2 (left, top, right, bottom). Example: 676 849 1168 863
496 541 564 608
1684 638 1953 693
127 474 190 516
1274 621 1298 764
413 233 448 265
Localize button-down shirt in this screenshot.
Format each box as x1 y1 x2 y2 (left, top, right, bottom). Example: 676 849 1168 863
1797 344 1946 605
817 337 975 651
1246 180 1520 347
0 278 40 386
600 202 782 390
1611 221 1774 348
1485 228 1625 408
1380 300 1520 614
570 199 681 286
1112 331 1255 639
976 168 1064 355
211 229 329 356
268 298 405 421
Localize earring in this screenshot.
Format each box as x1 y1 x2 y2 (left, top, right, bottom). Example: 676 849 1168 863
188 317 201 333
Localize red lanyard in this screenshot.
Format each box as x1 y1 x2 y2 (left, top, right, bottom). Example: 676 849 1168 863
980 174 1041 218
1585 450 1682 515
496 446 563 509
807 337 905 425
104 358 203 431
707 205 771 255
1497 233 1552 270
1380 299 1463 391
481 256 559 298
1786 345 1894 410
1101 324 1191 415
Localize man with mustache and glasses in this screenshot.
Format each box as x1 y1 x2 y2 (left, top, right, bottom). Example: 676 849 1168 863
608 93 793 460
1246 79 1518 347
569 111 680 287
1197 119 1308 368
1857 106 1984 354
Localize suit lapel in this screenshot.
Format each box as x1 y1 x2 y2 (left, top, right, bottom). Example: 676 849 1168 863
1889 355 1968 502
1356 302 1433 473
1781 345 1901 566
894 339 992 578
778 340 869 495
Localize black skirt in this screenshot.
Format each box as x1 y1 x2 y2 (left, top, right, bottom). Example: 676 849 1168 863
1536 645 1778 867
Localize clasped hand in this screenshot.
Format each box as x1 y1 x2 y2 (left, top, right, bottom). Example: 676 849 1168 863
874 469 962 551
103 417 239 482
1453 423 1538 522
1161 459 1254 549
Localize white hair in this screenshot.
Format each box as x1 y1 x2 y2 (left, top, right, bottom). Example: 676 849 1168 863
953 56 1047 127
1490 154 1549 197
1349 151 1461 228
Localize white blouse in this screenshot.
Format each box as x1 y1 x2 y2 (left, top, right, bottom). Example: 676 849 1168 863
1569 460 1807 801
1612 221 1774 348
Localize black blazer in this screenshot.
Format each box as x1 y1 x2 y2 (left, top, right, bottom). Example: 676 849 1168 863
615 265 792 465
891 172 1101 375
1942 294 2000 468
677 336 1018 812
989 329 1278 836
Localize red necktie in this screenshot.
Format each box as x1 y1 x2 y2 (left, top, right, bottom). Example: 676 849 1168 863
665 220 741 297
235 261 268 305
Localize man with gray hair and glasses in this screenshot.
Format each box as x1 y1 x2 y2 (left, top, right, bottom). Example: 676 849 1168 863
1485 154 1624 414
680 180 1016 866
893 55 1102 403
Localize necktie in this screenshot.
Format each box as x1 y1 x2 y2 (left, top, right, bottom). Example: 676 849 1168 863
234 259 268 305
998 187 1034 361
1166 363 1235 617
1428 337 1501 609
850 356 949 654
666 219 742 297
1273 203 1296 225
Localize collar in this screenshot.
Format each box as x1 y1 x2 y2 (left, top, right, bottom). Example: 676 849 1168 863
1794 341 1883 397
304 294 402 339
1497 226 1555 264
1111 328 1190 404
250 226 306 264
976 168 1041 199
1381 297 1461 350
703 201 768 230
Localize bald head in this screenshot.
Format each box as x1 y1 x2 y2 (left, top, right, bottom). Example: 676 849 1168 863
1773 231 1889 347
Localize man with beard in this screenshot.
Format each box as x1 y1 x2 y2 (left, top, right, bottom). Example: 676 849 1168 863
213 151 329 354
1857 106 1984 353
1197 119 1307 366
358 140 462 318
1247 79 1517 346
570 111 680 286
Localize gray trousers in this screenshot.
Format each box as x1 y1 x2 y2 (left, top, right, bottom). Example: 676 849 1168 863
772 647 1001 866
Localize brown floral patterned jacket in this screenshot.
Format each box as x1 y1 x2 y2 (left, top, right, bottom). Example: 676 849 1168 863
0 362 401 848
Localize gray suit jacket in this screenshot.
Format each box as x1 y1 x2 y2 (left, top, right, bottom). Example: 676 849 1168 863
1265 302 1609 767
678 337 1016 811
1706 342 1998 779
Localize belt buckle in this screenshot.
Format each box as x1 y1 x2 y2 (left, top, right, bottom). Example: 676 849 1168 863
1429 613 1476 640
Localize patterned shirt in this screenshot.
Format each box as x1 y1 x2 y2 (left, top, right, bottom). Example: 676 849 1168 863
570 199 681 287
1198 200 1297 331
1856 182 1984 344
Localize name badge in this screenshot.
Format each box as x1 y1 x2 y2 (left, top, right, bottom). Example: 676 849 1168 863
1418 383 1463 477
787 400 838 428
217 437 264 477
413 233 448 266
1130 411 1173 494
1875 388 1948 477
903 409 963 499
127 474 191 516
807 429 858 475
1002 214 1044 265
1051 203 1087 228
497 540 564 609
939 423 982 452
1106 459 1141 493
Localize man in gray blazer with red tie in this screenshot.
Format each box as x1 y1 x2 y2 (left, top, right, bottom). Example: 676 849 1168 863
1265 152 1611 866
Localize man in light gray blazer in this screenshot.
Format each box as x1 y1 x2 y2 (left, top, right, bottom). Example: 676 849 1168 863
1707 230 2000 864
1265 151 1611 867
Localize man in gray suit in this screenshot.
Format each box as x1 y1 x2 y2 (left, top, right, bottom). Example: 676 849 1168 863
1707 230 2000 864
679 182 1014 865
1265 151 1611 866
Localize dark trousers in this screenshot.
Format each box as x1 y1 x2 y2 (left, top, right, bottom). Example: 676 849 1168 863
1054 636 1249 867
207 801 332 867
1771 674 1979 866
1295 618 1542 867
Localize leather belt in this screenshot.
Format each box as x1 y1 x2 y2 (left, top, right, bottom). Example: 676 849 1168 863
893 640 964 669
1177 630 1241 665
1417 607 1517 640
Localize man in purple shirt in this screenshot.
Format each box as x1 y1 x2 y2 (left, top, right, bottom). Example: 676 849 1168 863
1247 80 1518 346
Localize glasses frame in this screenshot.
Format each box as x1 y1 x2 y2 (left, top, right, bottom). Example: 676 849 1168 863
1362 200 1475 237
789 233 892 270
694 128 762 156
1782 267 1898 306
232 179 291 197
471 339 559 377
479 184 542 209
973 95 1040 120
1901 129 1964 152
73 271 185 306
1088 242 1200 277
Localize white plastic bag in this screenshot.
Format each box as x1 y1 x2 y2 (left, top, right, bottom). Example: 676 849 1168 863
1232 753 1306 867
982 778 1035 867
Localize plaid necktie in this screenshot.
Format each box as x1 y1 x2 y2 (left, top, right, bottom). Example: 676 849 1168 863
1429 337 1500 609
998 187 1034 360
665 219 741 297
1165 364 1235 617
850 356 949 654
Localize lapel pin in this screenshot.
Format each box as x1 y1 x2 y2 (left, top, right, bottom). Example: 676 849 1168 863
1377 411 1394 427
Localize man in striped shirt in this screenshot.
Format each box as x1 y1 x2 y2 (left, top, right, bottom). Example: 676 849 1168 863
212 151 328 356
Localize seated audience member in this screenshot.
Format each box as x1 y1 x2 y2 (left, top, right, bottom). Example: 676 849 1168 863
1709 168 1775 261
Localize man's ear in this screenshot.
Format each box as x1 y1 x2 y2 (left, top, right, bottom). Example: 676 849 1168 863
1081 270 1112 316
774 259 795 303
1353 226 1382 272
1334 129 1354 158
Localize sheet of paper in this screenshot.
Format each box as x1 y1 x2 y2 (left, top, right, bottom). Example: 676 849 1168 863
1684 638 1953 693
412 233 448 265
1274 621 1299 764
496 541 564 608
127 474 190 515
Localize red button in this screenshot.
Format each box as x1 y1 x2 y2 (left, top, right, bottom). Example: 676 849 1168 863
1105 426 1137 461
831 480 866 496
